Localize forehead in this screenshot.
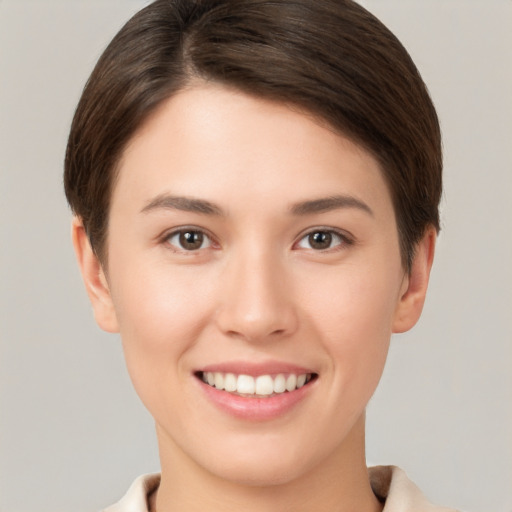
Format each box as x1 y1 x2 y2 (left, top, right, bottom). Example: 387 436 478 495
113 84 394 220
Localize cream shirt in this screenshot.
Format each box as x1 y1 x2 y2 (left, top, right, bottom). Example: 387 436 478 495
103 466 459 512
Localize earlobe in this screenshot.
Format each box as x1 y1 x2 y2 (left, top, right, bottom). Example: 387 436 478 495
71 217 119 333
392 227 437 334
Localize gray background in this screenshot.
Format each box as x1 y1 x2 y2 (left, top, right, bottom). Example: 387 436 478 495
1 1 511 511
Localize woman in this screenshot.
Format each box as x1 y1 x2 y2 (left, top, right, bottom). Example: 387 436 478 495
64 1 455 510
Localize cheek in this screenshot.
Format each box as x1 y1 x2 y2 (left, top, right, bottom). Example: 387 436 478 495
304 258 401 334
302 261 401 397
107 255 218 401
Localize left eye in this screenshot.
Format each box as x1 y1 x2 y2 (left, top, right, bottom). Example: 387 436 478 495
166 229 212 251
296 230 346 251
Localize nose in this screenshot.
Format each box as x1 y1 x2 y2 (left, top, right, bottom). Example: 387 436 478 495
215 249 298 343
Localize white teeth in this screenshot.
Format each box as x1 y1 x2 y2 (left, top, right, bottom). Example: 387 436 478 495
237 374 255 394
285 374 297 392
297 374 307 388
273 374 286 393
224 373 237 392
201 371 313 396
255 375 274 396
214 372 224 390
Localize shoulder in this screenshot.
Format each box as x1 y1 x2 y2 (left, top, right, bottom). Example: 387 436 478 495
102 473 160 512
369 465 460 512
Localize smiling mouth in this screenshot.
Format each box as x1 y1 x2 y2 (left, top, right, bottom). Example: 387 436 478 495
196 371 317 397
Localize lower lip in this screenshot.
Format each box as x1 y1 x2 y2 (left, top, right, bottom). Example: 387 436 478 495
197 378 315 421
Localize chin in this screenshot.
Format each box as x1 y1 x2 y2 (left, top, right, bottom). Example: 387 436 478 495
208 456 307 487
193 434 325 488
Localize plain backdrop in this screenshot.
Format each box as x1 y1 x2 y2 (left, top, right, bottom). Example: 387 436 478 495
1 1 511 511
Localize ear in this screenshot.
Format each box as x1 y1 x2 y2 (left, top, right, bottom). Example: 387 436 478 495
71 217 119 333
392 227 437 334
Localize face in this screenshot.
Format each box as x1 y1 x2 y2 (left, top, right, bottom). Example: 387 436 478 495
76 84 432 487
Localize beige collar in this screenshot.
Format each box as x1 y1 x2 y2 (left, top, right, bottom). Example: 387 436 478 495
104 466 458 512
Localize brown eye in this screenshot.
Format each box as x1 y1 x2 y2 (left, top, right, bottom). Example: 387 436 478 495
296 230 347 251
167 229 211 251
308 231 333 250
180 231 204 250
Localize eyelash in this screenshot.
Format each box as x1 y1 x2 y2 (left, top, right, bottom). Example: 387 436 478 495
160 227 354 253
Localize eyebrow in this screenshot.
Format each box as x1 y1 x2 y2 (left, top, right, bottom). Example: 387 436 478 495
290 195 374 216
141 194 224 216
140 193 373 217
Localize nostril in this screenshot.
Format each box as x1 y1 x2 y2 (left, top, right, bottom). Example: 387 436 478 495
214 275 299 342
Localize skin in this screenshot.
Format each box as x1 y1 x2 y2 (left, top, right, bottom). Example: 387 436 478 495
73 84 435 512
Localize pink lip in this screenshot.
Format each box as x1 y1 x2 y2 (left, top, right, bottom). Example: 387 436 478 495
198 382 313 421
198 360 314 377
194 360 317 421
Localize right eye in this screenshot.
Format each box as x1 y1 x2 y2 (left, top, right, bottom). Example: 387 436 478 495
294 228 351 252
165 229 213 252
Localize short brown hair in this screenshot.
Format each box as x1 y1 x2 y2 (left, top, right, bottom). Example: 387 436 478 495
64 0 442 271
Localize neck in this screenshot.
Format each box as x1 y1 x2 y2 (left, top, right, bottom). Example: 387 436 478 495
153 414 382 512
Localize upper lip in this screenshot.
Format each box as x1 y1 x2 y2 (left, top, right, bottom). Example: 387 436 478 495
197 360 316 377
